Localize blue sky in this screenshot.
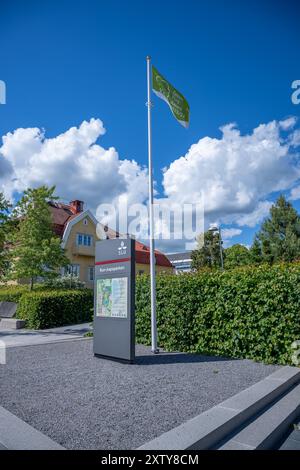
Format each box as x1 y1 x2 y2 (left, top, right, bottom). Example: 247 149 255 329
0 0 300 251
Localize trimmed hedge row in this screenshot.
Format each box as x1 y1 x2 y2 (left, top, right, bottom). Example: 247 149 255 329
0 285 93 329
17 289 93 329
0 286 27 303
135 264 300 365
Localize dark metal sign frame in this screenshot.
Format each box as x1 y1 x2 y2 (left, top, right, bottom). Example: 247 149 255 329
93 237 135 363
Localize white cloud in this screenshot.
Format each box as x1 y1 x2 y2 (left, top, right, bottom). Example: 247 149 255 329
0 119 148 211
220 227 243 248
235 200 273 228
162 118 300 227
290 129 300 148
222 228 242 239
289 185 300 201
279 116 297 130
1 116 300 252
0 154 12 184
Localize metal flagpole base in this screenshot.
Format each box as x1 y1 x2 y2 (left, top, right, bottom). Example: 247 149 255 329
151 348 159 354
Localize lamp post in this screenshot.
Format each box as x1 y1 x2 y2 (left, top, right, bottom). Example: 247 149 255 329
208 225 224 270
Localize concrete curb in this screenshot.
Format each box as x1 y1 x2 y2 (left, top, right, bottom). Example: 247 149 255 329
0 318 26 330
0 405 64 450
219 383 300 449
137 366 300 450
3 336 91 349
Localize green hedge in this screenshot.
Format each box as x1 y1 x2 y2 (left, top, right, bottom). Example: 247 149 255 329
17 289 93 329
0 286 27 303
135 264 300 365
0 285 93 329
18 289 93 329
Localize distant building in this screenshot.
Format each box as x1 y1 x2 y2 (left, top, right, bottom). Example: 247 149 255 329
50 199 173 287
166 251 193 273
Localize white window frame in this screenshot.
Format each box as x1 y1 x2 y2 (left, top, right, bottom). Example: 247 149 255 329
88 266 94 282
76 233 93 247
65 264 80 277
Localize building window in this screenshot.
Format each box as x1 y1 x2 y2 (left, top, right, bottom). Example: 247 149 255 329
77 233 93 246
65 264 80 277
88 266 94 282
83 218 88 226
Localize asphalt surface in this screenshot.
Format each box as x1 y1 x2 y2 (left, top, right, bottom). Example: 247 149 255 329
0 339 279 450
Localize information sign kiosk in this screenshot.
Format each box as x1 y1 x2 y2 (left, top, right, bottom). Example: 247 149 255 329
93 237 135 362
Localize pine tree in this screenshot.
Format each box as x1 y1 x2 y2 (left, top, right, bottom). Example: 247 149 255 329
250 236 263 264
191 229 224 270
10 186 68 289
254 195 300 263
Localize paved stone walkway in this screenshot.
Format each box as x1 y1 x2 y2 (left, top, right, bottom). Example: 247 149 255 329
0 322 92 348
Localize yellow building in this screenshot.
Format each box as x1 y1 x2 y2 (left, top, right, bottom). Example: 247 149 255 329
50 200 173 288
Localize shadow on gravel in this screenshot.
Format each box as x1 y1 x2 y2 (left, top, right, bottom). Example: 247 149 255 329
135 352 235 365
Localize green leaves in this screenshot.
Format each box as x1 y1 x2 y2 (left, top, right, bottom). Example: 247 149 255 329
135 264 300 365
191 230 224 270
0 285 93 329
8 186 68 288
17 289 93 329
224 244 252 268
0 192 12 278
254 195 300 264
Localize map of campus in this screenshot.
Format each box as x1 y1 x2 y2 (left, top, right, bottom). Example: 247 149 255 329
96 277 128 318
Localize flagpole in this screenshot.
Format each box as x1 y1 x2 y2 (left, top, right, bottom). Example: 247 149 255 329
146 55 158 354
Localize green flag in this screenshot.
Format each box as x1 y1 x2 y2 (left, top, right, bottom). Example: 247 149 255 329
152 66 190 128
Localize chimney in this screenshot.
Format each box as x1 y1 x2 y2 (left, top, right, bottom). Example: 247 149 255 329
69 200 84 214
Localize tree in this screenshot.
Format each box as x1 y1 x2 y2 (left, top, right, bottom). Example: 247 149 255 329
191 229 224 270
0 192 11 279
224 244 251 268
10 186 69 289
249 236 263 264
253 195 300 264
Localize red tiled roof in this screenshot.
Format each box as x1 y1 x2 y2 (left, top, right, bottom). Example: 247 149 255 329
134 240 172 268
49 201 172 268
49 202 74 237
49 203 72 225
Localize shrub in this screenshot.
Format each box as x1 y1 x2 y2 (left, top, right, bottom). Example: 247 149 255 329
135 264 300 365
43 275 85 289
0 285 27 303
17 289 93 329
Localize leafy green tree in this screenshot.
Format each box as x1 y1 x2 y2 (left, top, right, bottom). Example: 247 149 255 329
254 195 300 263
191 229 224 270
224 244 251 268
0 193 11 279
10 186 68 289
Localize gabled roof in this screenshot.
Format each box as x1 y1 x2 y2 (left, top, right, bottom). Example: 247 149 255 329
49 200 172 268
61 209 101 248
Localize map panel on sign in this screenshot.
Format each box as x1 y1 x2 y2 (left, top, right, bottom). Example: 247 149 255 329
96 277 128 318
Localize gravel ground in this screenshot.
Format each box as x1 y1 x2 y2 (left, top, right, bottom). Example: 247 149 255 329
0 339 279 450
